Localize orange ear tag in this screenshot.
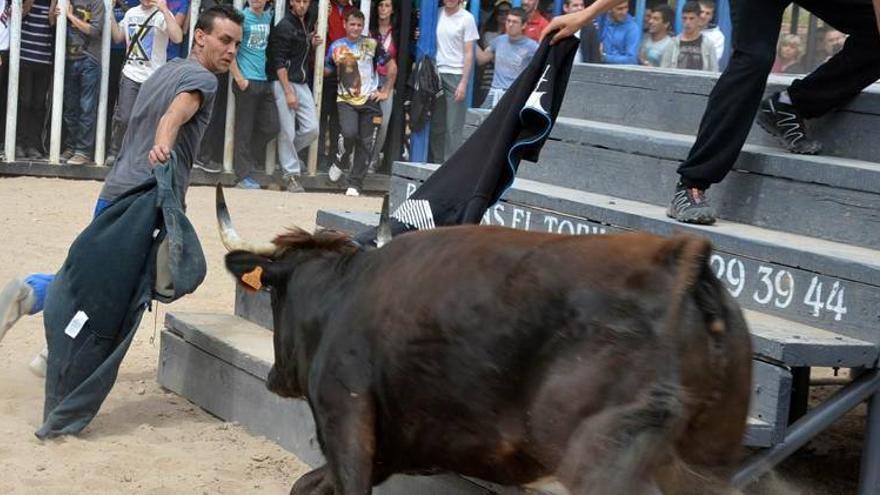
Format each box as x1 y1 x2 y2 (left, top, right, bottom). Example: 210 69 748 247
241 266 264 291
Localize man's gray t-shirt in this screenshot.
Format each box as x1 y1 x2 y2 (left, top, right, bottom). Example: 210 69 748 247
101 58 217 204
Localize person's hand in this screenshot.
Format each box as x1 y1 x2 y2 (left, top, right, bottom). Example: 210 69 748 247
371 90 388 102
235 78 249 91
149 144 172 165
66 4 75 20
540 10 588 45
454 82 466 102
285 90 299 109
311 33 323 47
154 0 169 13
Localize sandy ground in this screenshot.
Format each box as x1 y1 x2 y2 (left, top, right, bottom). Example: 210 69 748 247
0 176 867 494
0 176 380 494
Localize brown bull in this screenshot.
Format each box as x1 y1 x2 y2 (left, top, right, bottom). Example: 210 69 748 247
218 192 752 495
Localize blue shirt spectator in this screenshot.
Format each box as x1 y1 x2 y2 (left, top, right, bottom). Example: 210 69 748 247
599 3 640 65
165 0 188 59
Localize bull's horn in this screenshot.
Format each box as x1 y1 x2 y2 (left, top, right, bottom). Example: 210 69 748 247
376 195 392 248
215 184 277 255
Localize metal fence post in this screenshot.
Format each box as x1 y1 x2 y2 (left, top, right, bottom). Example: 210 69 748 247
94 0 112 165
222 0 246 174
306 0 329 176
49 0 70 164
4 0 23 162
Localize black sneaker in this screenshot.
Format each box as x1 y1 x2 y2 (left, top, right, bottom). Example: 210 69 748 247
285 175 305 193
667 183 716 225
757 93 822 155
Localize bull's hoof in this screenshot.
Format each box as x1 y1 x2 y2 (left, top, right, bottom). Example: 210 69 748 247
291 466 334 495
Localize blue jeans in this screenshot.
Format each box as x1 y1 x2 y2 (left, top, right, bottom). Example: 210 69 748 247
26 198 111 314
62 57 100 156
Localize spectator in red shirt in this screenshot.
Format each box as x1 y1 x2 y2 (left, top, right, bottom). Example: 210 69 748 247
521 0 548 41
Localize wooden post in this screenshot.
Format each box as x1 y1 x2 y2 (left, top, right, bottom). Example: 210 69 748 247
306 0 330 176
223 0 246 174
4 0 23 161
187 0 202 53
94 0 113 165
49 0 70 164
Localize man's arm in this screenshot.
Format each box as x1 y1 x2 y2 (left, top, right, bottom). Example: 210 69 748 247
455 40 475 102
541 0 627 44
157 0 184 43
49 0 58 25
475 43 494 65
230 59 248 90
23 0 35 16
110 13 125 44
150 90 203 164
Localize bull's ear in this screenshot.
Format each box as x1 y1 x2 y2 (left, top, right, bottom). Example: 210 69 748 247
225 251 285 291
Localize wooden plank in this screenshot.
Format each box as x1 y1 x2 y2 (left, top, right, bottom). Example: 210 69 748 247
750 360 793 447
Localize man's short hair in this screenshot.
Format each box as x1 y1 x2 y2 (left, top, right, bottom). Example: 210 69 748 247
697 0 716 10
682 1 702 16
345 9 365 22
507 7 527 24
195 5 244 33
653 4 674 29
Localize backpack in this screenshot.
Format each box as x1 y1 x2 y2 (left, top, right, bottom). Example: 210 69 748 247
406 55 442 132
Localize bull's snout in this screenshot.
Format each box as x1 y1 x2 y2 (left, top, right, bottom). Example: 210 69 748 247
266 366 286 397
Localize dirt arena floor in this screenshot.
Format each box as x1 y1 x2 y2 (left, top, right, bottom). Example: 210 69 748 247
0 177 867 494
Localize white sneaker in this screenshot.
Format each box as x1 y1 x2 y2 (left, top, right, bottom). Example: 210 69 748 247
0 278 35 342
345 187 360 197
328 164 343 183
29 347 48 378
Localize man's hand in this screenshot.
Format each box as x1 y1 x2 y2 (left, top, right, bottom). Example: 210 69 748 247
454 82 466 102
235 78 249 91
285 89 299 109
66 3 75 20
371 89 389 102
311 33 323 47
149 144 172 165
541 10 588 44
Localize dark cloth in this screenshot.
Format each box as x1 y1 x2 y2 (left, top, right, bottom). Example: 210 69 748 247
17 61 52 151
109 75 142 157
38 159 206 439
267 9 314 84
197 72 229 164
355 36 579 245
337 100 382 189
0 51 9 141
677 0 880 190
579 23 602 63
232 80 279 180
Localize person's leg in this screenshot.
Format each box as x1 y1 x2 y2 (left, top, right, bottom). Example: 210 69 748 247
428 74 451 163
232 82 259 181
337 101 359 159
273 81 301 176
787 0 880 118
108 75 141 158
349 102 382 191
74 58 101 160
62 60 82 155
669 0 789 224
17 62 37 151
252 81 280 171
370 90 393 171
293 83 319 153
444 73 466 158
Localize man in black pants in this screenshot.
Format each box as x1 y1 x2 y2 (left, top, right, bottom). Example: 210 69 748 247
544 0 880 225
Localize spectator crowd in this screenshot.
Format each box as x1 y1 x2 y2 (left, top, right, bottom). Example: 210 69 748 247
0 0 844 194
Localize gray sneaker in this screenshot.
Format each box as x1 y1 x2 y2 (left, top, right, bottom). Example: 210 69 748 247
757 92 823 155
285 175 305 193
67 153 91 166
0 278 35 342
667 183 716 225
